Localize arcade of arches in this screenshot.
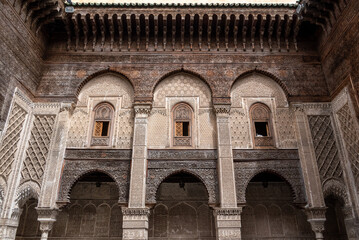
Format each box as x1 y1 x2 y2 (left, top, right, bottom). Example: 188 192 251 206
1 0 359 240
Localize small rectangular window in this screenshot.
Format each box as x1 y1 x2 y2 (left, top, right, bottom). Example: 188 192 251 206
93 121 110 137
175 121 190 137
255 122 269 137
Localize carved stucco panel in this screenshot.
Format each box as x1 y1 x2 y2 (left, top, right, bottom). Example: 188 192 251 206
307 115 343 184
58 160 130 203
146 160 218 204
234 160 306 204
0 103 27 180
336 103 359 190
21 115 56 186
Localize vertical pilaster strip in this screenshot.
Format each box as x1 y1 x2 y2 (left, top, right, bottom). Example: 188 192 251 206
123 104 151 240
293 104 326 239
39 103 73 208
213 104 241 240
0 91 32 240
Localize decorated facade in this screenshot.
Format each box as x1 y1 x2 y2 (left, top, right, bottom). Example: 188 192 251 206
0 0 359 239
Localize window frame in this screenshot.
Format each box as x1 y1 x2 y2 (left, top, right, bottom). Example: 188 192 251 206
90 102 115 147
172 103 193 147
249 102 275 149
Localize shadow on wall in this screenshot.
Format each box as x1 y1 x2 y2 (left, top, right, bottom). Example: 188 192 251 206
149 172 216 239
242 172 315 240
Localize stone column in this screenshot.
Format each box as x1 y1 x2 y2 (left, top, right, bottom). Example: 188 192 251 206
293 105 327 239
122 207 150 240
0 208 22 240
123 104 151 240
213 104 241 240
36 208 58 240
305 207 326 240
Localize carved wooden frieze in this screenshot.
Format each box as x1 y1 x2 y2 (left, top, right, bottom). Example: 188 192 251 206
147 149 217 160
234 159 306 204
57 159 130 204
233 149 299 161
65 148 132 160
146 160 218 205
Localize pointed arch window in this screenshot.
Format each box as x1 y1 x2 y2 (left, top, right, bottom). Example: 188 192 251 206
250 103 274 148
173 103 192 146
91 103 114 146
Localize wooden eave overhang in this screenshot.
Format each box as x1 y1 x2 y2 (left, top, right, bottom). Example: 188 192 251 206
62 4 301 52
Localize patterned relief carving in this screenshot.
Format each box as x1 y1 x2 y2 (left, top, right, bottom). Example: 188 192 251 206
67 108 89 148
337 104 359 189
116 110 134 148
146 160 218 204
21 115 56 185
234 160 306 204
153 74 212 108
57 159 130 203
275 108 297 148
0 103 27 179
308 115 343 184
230 109 251 149
199 110 216 148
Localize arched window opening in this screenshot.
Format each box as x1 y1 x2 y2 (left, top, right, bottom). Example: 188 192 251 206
173 103 193 146
149 172 214 239
250 103 274 148
91 103 114 146
323 195 348 240
51 171 122 238
16 198 41 238
242 171 314 239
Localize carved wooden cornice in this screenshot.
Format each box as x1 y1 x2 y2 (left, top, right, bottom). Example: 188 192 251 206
298 0 349 37
9 0 64 35
62 7 301 52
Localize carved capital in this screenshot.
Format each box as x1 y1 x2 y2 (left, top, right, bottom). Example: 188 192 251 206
214 207 242 216
59 102 75 114
292 104 305 113
122 207 150 217
134 105 151 117
10 208 23 222
305 207 327 239
213 104 231 116
36 207 59 220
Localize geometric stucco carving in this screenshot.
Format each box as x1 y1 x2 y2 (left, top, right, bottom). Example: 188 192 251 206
234 158 306 204
337 104 359 190
21 115 56 186
57 158 130 204
307 115 343 184
0 103 27 180
146 160 218 205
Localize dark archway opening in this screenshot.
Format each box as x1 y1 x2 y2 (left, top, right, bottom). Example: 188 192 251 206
242 172 314 240
149 172 215 239
16 198 41 240
323 195 348 240
49 171 122 239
